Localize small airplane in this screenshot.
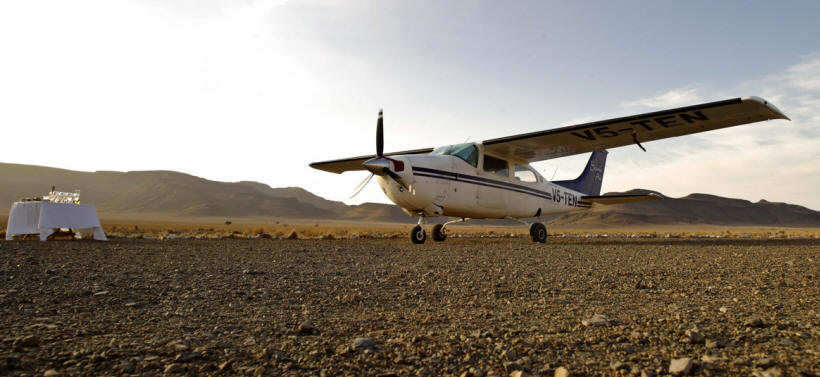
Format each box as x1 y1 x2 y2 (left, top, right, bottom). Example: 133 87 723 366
310 97 789 243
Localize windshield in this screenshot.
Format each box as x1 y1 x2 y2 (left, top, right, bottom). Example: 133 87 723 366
431 143 478 167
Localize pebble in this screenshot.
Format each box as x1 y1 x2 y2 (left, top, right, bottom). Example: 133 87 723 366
174 352 198 363
217 360 232 372
298 320 315 334
164 363 184 373
700 354 726 363
685 329 705 344
610 361 627 371
14 335 40 347
43 369 59 376
581 314 608 326
509 371 528 377
640 370 656 377
669 357 693 376
744 316 765 328
554 366 570 377
352 337 375 350
751 368 783 377
119 362 135 373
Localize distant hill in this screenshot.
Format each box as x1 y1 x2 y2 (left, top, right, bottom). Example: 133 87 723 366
550 189 820 227
1 163 818 227
0 163 409 222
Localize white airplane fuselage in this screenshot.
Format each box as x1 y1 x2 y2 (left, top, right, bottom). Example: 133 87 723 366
373 144 589 220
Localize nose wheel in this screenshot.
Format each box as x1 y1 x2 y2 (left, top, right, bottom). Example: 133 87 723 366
410 225 426 244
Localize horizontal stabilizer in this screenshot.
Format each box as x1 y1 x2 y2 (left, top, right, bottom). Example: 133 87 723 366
580 193 663 205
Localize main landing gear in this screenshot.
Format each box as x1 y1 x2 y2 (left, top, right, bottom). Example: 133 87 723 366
408 215 548 244
529 222 547 243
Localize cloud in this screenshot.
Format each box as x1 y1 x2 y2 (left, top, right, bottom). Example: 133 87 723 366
605 56 820 210
785 56 820 91
620 86 702 110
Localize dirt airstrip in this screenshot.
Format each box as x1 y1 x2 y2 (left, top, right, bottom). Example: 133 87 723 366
1 238 818 377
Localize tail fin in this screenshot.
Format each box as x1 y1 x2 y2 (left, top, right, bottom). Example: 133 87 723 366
553 150 608 196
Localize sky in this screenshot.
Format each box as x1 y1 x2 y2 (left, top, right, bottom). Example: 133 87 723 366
1 0 819 210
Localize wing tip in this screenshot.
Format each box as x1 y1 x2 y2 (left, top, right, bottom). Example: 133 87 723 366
742 96 790 121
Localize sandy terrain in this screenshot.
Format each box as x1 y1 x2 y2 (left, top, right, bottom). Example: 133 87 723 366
1 238 818 377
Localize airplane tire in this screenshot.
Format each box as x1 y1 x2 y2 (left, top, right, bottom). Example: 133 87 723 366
411 225 426 244
431 224 447 242
530 223 547 243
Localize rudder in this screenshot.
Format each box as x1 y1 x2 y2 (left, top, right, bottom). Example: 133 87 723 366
553 150 608 196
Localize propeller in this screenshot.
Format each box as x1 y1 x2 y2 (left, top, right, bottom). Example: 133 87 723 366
349 109 409 199
376 109 384 157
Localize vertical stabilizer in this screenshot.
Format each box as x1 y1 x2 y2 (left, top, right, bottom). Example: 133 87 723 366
553 150 608 196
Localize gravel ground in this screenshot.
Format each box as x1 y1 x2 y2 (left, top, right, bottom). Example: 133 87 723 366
1 238 818 377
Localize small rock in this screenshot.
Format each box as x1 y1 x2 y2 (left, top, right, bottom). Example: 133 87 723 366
174 352 198 363
14 335 40 347
752 368 783 377
610 361 627 371
120 362 135 373
352 337 375 350
286 231 298 239
640 370 656 377
298 320 315 334
705 339 719 349
554 366 570 377
669 357 693 376
93 290 109 296
581 314 608 326
43 369 59 376
755 358 774 367
217 360 232 372
744 316 765 328
509 371 529 377
164 363 185 373
719 306 728 313
503 361 523 373
685 329 705 344
700 354 725 363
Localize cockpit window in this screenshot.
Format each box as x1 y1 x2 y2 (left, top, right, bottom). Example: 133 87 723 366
430 143 478 167
483 154 509 177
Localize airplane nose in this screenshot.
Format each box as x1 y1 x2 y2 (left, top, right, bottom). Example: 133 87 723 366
363 157 390 176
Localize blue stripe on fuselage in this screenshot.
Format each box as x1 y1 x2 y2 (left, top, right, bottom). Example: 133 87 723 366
412 166 555 201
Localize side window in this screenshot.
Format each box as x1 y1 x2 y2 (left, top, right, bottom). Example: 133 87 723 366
483 154 509 177
514 164 538 183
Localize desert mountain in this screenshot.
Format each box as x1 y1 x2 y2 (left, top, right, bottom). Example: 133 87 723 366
1 163 818 227
550 189 820 227
0 163 408 222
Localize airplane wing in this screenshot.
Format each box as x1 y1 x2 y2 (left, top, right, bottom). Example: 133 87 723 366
310 148 434 174
579 193 663 206
482 97 789 162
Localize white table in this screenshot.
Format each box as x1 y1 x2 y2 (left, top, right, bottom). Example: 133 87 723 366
6 201 107 241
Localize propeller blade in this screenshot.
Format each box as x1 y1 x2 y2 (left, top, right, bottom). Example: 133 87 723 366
383 168 409 190
376 109 384 157
349 173 375 199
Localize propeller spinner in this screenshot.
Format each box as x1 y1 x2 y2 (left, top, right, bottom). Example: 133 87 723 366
350 110 409 199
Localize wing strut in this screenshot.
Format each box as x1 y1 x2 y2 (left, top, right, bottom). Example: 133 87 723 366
632 131 646 152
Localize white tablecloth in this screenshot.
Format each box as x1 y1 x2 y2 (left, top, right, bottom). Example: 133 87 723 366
6 201 107 241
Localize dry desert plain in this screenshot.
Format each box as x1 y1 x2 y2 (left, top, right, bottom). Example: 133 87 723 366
1 227 819 377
